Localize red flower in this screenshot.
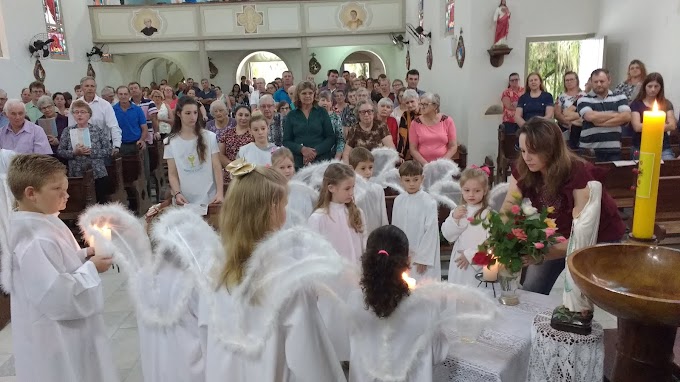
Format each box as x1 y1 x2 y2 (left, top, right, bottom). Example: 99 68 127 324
472 252 492 266
534 242 545 249
506 233 515 240
511 228 528 241
467 217 475 223
556 236 568 243
511 205 521 214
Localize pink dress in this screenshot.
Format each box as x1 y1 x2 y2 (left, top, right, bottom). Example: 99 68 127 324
408 115 457 163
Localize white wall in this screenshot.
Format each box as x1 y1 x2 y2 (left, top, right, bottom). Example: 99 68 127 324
0 0 123 98
599 0 679 108
410 0 600 165
307 45 404 85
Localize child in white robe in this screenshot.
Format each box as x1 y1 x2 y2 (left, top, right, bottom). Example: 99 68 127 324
307 163 367 362
200 161 345 382
308 163 367 263
237 111 278 166
391 160 441 282
349 147 388 234
5 154 118 382
347 225 498 382
272 147 317 228
442 167 492 286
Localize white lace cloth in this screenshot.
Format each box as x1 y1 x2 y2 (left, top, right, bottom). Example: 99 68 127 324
434 290 561 382
527 310 604 382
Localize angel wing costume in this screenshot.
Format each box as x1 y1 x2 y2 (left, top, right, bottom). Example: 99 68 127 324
347 282 498 382
563 181 602 312
198 227 347 381
79 204 218 382
0 149 17 293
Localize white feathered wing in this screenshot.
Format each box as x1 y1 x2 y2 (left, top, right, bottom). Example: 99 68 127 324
0 149 17 293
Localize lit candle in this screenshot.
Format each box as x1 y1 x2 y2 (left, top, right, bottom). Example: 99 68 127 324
402 272 416 290
90 225 113 258
483 262 499 282
632 101 666 240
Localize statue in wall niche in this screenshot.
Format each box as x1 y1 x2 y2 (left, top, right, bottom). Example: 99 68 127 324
550 181 601 336
493 0 511 47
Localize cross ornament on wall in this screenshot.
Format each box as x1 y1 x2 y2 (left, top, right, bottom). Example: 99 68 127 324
237 5 264 34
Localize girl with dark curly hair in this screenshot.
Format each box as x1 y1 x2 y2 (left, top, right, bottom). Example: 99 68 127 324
347 225 499 381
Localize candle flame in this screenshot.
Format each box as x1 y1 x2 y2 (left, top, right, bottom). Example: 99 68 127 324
402 272 416 290
652 100 659 112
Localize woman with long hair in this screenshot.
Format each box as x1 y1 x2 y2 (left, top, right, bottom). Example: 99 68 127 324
164 96 223 206
219 105 253 169
555 71 585 149
614 59 647 102
630 72 677 160
282 81 335 168
500 118 625 294
515 72 554 129
200 162 346 381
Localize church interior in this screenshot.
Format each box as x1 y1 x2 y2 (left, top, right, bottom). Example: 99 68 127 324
0 0 679 381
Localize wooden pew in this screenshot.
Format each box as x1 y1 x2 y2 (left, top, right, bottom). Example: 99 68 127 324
106 156 128 206
61 166 96 221
621 136 633 160
147 141 169 202
453 144 468 170
496 125 518 184
597 159 680 209
653 176 680 244
122 148 153 216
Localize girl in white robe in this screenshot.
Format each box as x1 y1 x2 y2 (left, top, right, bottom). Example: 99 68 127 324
307 163 367 361
271 148 318 228
200 161 346 382
348 225 498 382
79 205 219 382
442 168 492 286
5 155 117 382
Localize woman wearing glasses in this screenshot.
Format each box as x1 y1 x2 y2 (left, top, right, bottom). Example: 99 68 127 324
341 100 395 162
501 72 525 134
554 71 585 149
408 93 457 164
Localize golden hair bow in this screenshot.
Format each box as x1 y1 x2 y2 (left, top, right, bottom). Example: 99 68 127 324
225 158 256 177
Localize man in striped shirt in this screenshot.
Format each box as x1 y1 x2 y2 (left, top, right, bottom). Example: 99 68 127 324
577 68 631 162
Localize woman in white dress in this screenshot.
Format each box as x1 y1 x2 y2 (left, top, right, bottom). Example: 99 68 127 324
200 161 346 382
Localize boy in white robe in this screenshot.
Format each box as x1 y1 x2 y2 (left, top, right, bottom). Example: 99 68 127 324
349 147 389 234
391 160 441 282
5 154 117 382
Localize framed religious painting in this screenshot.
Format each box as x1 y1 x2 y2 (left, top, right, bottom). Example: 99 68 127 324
444 0 455 36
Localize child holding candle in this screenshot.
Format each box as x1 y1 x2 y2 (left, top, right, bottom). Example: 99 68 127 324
200 160 345 381
391 160 441 282
442 167 493 286
347 225 498 381
5 154 117 382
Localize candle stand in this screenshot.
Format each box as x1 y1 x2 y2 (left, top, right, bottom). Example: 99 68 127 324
475 272 497 297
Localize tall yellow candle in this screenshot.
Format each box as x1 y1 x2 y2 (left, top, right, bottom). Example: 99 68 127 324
632 101 666 239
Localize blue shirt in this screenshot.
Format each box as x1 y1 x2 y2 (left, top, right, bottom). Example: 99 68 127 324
273 88 292 105
0 114 7 129
518 91 554 121
113 103 146 143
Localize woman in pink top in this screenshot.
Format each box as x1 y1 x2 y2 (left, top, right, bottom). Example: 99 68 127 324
409 93 457 164
501 72 525 134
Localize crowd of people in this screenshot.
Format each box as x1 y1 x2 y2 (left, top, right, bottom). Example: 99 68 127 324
0 59 671 381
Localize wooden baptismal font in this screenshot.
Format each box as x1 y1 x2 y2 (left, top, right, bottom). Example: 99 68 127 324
568 243 680 382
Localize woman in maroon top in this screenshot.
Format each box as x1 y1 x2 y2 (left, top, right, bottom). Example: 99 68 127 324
501 118 625 294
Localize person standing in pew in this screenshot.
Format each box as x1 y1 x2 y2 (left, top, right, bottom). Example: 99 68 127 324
577 68 631 162
502 118 625 295
113 86 148 157
630 73 677 161
57 100 112 204
164 97 223 207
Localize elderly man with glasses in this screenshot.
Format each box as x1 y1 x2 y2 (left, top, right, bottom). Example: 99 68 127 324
25 81 46 122
0 99 52 154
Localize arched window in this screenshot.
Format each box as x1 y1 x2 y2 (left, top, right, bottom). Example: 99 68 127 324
42 0 69 59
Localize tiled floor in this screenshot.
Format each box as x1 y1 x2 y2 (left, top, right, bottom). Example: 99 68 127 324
0 267 616 381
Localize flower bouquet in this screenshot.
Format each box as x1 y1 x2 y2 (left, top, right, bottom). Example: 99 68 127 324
470 193 566 305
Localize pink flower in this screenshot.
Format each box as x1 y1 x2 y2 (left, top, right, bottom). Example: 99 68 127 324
556 236 568 243
534 242 545 249
467 217 475 222
511 205 521 215
511 228 528 241
544 228 556 238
